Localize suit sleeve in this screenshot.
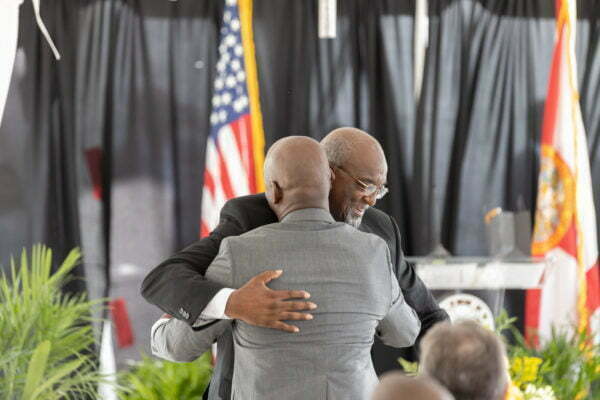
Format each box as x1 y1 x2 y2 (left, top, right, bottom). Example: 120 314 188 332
151 242 236 362
389 215 449 341
140 201 247 327
376 246 421 348
151 317 231 363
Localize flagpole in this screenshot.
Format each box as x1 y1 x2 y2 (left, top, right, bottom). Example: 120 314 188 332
238 0 266 192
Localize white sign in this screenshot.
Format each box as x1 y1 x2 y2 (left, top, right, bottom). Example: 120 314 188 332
318 0 336 39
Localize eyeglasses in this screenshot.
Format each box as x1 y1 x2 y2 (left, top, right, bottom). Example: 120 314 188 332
335 166 389 200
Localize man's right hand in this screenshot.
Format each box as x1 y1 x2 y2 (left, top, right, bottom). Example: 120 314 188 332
224 270 317 333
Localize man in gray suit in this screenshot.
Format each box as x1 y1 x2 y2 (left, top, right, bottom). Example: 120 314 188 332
152 136 420 399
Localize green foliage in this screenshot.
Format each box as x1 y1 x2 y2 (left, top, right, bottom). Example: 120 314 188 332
496 310 600 400
397 357 419 376
22 340 52 399
494 310 519 335
0 245 106 399
118 352 213 399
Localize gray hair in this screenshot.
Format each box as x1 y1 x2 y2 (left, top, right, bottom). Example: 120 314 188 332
321 133 353 167
320 127 386 168
420 321 508 400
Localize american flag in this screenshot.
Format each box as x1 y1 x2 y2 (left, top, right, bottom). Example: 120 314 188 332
200 0 265 237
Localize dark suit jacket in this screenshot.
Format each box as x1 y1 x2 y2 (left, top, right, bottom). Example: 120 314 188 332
141 194 448 398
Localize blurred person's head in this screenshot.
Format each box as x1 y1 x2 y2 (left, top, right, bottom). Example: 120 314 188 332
372 372 454 400
420 321 508 400
264 136 331 220
321 127 388 228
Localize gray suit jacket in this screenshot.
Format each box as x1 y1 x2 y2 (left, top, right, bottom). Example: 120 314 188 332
152 208 420 399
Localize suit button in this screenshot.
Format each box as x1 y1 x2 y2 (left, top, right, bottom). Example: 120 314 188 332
178 307 190 319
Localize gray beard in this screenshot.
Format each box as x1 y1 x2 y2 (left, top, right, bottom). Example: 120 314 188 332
346 215 362 229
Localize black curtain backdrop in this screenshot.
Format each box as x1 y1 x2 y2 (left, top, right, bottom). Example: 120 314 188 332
1 0 600 365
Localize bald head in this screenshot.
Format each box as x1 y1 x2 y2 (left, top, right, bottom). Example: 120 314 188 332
321 127 387 170
264 136 331 219
372 372 454 400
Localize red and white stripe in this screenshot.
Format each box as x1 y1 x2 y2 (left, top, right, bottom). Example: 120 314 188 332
200 115 256 237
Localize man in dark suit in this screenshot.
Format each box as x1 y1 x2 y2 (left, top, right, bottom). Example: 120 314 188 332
141 127 449 399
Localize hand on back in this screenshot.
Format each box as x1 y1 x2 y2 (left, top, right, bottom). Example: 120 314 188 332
224 270 317 333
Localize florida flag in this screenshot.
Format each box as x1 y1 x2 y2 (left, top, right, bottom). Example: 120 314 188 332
526 0 600 343
200 0 265 237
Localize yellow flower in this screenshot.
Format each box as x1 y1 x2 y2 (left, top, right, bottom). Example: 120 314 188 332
510 357 543 387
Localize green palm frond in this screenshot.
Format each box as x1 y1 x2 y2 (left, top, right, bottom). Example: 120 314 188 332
22 340 52 400
0 244 108 399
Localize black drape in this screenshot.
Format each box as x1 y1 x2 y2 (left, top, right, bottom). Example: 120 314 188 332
2 0 600 366
82 0 224 363
0 1 86 295
416 1 556 256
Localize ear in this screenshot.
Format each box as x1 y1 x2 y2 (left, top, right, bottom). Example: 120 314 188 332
272 181 283 204
329 167 336 185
